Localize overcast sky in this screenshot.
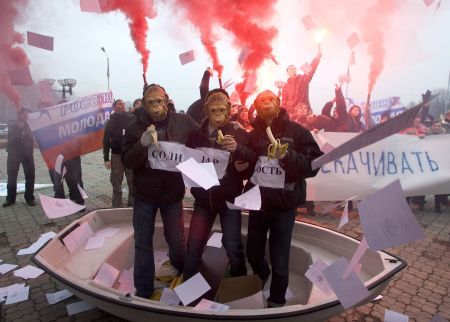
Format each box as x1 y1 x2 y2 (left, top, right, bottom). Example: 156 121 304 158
15 0 450 113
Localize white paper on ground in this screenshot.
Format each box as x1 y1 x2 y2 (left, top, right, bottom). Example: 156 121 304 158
84 235 105 251
322 257 370 309
5 284 29 305
384 308 409 322
0 183 53 197
62 221 94 253
263 287 294 300
117 268 135 294
177 158 219 190
206 232 223 248
45 289 73 305
0 264 18 275
17 231 56 255
77 183 88 199
304 259 334 295
95 227 120 238
337 202 349 230
342 237 368 279
174 272 211 306
358 180 424 251
39 194 86 219
225 290 264 309
372 295 383 301
66 300 95 316
13 265 44 279
193 298 229 312
94 263 120 288
160 288 181 306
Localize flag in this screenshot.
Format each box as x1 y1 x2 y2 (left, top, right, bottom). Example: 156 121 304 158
301 15 316 30
346 32 360 49
27 31 54 51
179 50 196 65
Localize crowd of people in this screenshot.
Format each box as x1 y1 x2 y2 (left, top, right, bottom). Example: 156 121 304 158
2 62 449 307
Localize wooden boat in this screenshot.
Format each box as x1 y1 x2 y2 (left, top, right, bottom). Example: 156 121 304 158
32 207 405 321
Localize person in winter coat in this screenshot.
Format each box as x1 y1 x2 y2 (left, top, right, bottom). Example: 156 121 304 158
103 99 134 207
244 90 323 307
122 84 199 298
183 89 256 280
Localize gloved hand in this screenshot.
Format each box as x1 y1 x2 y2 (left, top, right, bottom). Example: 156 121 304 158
140 129 154 147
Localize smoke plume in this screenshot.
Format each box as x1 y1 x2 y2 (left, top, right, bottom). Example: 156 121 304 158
0 0 30 110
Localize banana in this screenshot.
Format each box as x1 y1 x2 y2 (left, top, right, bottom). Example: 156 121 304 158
148 124 158 147
216 129 224 144
266 126 289 159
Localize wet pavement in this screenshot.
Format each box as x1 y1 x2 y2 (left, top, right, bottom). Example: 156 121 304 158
0 149 449 321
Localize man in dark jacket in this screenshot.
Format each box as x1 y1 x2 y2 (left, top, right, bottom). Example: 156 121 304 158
183 89 256 280
103 99 134 207
186 67 212 124
3 109 35 207
245 90 323 307
122 84 199 298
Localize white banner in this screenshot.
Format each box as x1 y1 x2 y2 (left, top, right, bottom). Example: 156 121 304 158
307 133 450 201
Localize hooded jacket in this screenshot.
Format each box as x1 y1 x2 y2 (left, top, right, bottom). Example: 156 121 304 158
122 108 199 204
245 109 323 210
187 120 256 210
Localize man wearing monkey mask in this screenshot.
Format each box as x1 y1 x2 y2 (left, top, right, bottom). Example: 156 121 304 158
183 88 256 280
122 84 199 299
245 90 323 307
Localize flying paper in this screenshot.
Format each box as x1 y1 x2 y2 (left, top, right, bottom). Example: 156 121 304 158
8 67 34 86
342 238 368 279
358 180 424 251
346 32 360 49
27 31 54 51
179 50 196 65
80 0 102 13
176 158 219 190
304 259 333 295
422 0 435 6
226 185 261 211
301 15 316 30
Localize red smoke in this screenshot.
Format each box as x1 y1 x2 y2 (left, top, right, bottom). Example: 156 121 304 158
176 0 278 105
360 0 401 94
0 0 30 110
100 0 156 74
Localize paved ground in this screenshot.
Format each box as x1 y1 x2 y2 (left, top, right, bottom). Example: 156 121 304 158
0 148 449 322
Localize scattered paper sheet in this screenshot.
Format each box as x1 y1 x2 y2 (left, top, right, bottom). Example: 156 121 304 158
18 231 56 255
66 300 95 316
0 183 53 197
177 158 219 190
263 287 294 300
27 31 54 51
384 309 409 322
84 235 105 251
225 290 264 309
13 265 44 279
193 299 229 312
117 268 135 294
46 289 73 305
0 264 18 275
174 272 211 306
342 238 368 279
358 180 424 251
5 284 29 305
95 227 120 238
62 222 94 253
311 98 433 170
322 257 370 309
77 183 88 199
159 288 181 306
337 202 349 230
94 263 120 288
206 232 223 248
304 259 333 295
226 185 261 211
39 194 85 219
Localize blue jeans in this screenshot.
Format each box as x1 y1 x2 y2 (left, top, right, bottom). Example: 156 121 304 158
246 208 296 305
133 199 186 298
183 204 247 279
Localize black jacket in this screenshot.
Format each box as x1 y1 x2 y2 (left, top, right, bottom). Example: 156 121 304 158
103 111 134 161
187 120 256 210
245 109 323 210
122 108 199 204
186 70 211 124
7 120 34 156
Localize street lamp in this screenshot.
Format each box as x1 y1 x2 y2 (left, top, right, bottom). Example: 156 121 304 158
42 78 76 100
101 47 110 90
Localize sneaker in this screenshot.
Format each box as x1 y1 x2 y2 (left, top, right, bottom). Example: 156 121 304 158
26 200 36 206
2 200 15 207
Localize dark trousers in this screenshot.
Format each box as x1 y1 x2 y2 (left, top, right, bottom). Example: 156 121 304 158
49 156 84 205
247 208 296 305
183 204 247 279
133 199 186 298
6 151 35 203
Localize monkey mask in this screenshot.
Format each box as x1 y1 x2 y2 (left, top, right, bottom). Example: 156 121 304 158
204 89 231 129
254 90 280 122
